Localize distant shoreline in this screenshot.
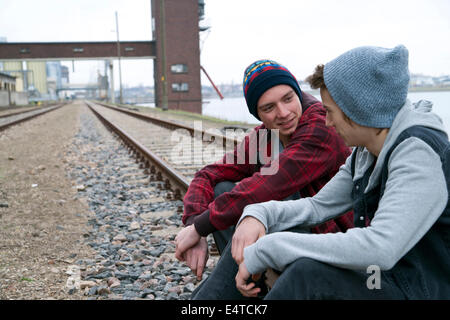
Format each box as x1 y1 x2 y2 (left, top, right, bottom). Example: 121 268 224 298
204 86 450 100
408 86 450 93
303 86 450 95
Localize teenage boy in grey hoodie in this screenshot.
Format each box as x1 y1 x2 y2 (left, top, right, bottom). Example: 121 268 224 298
233 45 450 299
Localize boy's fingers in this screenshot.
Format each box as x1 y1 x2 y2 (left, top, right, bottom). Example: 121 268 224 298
238 282 261 297
196 258 205 280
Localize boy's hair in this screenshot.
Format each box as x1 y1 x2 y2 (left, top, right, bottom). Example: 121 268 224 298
305 64 326 90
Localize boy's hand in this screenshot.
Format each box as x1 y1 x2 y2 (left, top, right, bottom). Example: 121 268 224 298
175 224 201 261
235 262 261 298
231 216 265 264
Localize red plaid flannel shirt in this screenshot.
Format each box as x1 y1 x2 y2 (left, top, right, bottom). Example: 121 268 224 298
183 93 354 235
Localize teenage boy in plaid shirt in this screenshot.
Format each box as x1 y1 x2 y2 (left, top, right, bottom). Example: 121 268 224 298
175 60 353 299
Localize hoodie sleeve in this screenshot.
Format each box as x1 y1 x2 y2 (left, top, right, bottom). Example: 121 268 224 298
242 138 447 274
239 152 355 234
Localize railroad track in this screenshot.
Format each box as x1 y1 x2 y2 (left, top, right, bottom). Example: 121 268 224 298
84 100 250 259
64 105 198 299
0 106 40 118
0 103 66 132
85 100 245 202
1 101 247 299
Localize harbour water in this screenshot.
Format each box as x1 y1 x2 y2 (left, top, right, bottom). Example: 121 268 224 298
203 91 450 130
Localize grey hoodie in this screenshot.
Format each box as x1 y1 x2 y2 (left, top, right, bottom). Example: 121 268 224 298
239 100 448 274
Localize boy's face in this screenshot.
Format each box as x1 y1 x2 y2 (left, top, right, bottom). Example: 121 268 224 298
320 88 368 147
256 84 302 140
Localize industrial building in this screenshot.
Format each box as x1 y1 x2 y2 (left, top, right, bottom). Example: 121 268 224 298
0 71 27 106
0 0 208 113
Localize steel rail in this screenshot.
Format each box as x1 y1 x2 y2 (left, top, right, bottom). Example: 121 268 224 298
93 101 240 148
0 103 66 132
0 107 41 119
86 101 190 200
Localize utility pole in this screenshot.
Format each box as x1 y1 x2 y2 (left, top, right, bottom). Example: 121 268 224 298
160 0 168 110
115 11 123 105
109 60 115 103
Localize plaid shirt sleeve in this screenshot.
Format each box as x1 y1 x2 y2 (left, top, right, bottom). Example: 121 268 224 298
182 126 261 226
182 103 354 235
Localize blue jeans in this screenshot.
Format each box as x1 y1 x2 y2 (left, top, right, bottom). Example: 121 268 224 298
191 182 406 300
265 257 406 299
191 181 302 300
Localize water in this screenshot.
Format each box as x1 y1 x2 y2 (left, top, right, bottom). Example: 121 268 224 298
408 91 450 131
202 97 261 125
203 91 450 130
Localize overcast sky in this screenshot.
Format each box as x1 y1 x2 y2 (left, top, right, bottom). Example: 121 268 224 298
1 0 449 88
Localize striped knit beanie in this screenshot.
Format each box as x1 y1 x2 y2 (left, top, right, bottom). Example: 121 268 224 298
243 59 302 120
324 45 410 128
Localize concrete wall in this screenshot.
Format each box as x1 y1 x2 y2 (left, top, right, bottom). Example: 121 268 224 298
0 91 8 106
13 92 28 105
0 91 28 106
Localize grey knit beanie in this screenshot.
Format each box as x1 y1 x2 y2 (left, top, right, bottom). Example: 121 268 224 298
323 45 410 128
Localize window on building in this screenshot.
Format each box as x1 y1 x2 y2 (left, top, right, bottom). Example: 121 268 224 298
171 64 188 74
172 82 189 92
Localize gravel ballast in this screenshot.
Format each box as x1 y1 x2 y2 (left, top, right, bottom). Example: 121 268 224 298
0 101 218 300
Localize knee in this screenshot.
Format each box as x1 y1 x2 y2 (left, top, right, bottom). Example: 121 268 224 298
214 181 236 198
286 257 324 277
266 258 329 299
272 257 324 288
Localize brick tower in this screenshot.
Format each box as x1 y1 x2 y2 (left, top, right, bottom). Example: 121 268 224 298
151 0 202 113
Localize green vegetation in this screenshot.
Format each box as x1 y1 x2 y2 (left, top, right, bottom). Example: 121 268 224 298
20 277 34 282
